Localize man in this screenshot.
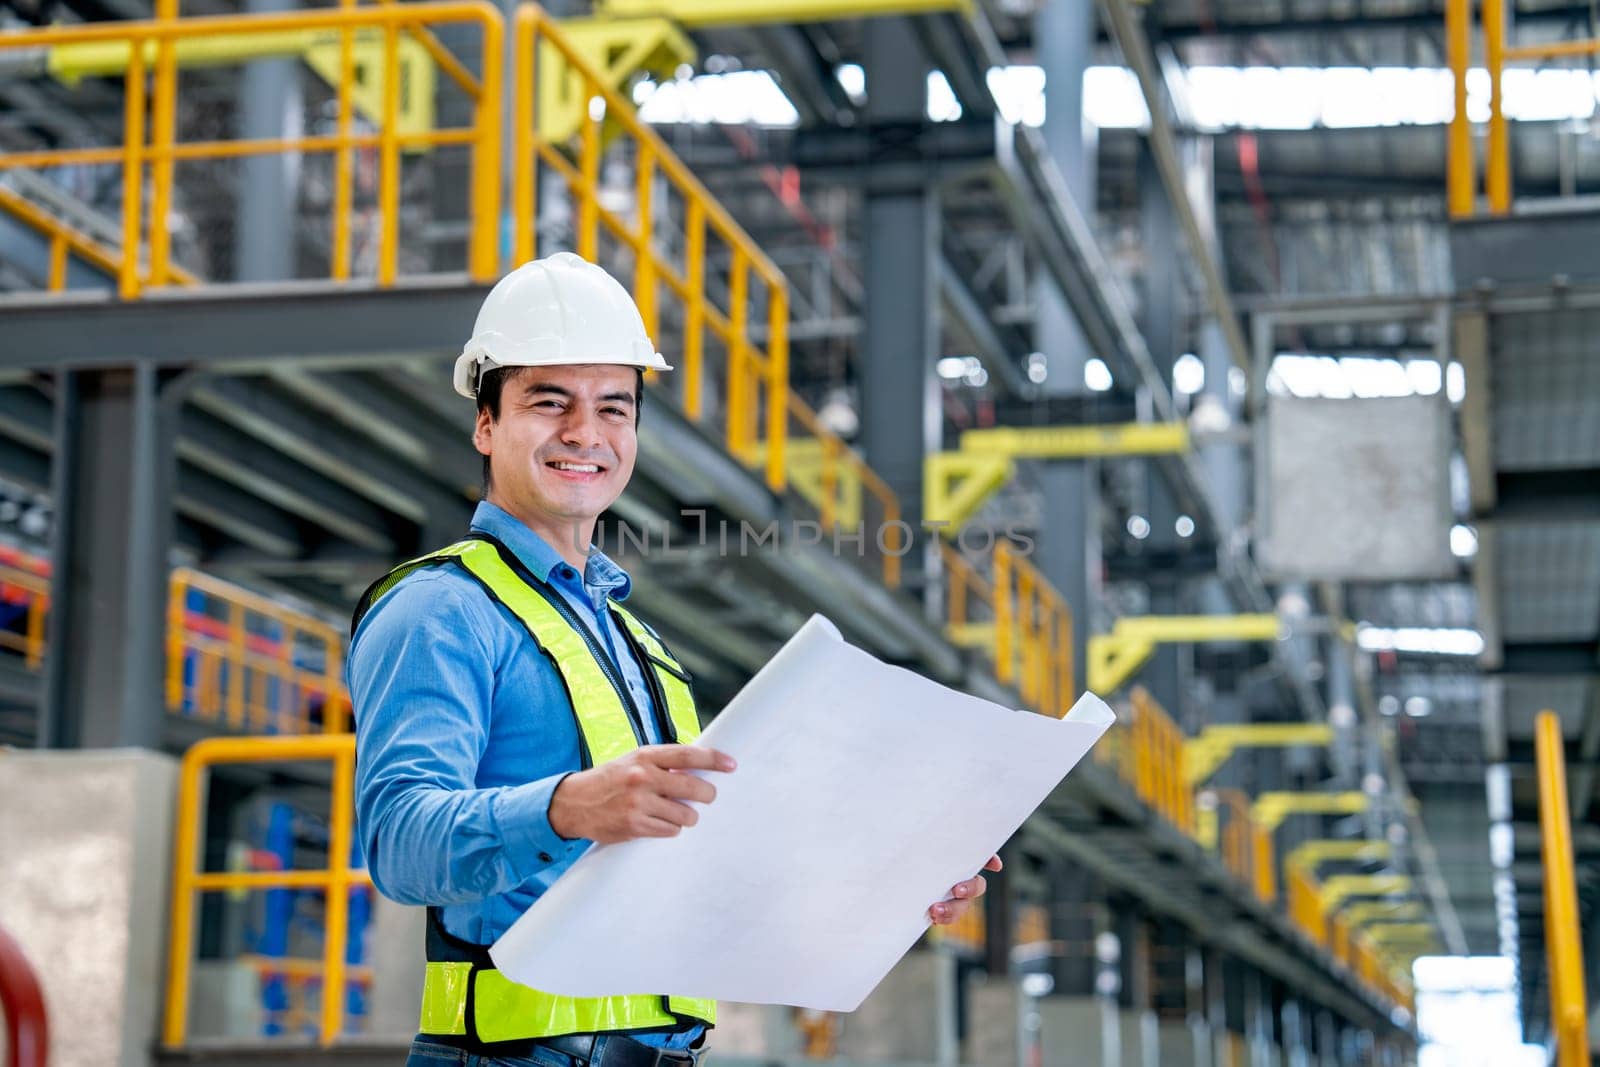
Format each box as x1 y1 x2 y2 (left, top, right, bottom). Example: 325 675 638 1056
350 252 1000 1067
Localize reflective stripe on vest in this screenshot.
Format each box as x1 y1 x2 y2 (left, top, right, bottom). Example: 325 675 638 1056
359 536 715 1040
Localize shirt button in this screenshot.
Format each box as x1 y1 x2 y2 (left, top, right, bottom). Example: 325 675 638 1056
539 852 553 863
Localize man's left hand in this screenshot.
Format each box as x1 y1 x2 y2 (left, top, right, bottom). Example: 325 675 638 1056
929 854 1002 925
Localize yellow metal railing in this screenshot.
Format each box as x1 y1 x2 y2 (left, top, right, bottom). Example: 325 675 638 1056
0 2 503 297
0 185 201 291
1446 0 1600 216
1 3 904 588
508 5 901 587
164 734 370 1047
167 567 351 735
0 554 49 671
0 545 350 736
1128 686 1193 836
1536 708 1591 1065
940 540 1074 716
1199 786 1276 904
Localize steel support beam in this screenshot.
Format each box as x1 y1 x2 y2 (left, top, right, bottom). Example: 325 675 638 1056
0 279 493 371
39 366 183 749
860 18 938 539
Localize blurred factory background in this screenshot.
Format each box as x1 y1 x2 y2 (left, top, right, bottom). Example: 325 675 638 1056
1 0 1598 1063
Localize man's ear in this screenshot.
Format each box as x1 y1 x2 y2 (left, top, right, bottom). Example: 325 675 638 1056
472 407 494 458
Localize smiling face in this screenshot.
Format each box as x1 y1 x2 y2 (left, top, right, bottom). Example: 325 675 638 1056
473 363 640 563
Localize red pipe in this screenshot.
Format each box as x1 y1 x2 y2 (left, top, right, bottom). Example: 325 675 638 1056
0 925 46 1067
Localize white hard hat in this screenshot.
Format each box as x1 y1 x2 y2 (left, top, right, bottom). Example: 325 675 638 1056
454 252 672 399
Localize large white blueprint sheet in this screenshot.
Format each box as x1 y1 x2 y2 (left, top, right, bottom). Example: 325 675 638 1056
491 614 1114 1011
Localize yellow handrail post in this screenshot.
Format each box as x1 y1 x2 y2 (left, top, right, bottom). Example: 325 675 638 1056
25 588 47 670
161 745 205 1045
118 37 148 300
1016 566 1035 706
819 434 839 530
683 199 706 420
1484 0 1511 213
1445 0 1474 217
765 285 788 493
635 143 658 340
148 0 178 288
226 602 245 728
994 542 1014 685
1536 709 1590 1066
469 8 502 281
879 491 901 590
376 21 401 285
1252 822 1276 903
319 744 356 1043
577 80 600 261
48 233 68 291
512 7 537 267
726 250 750 458
331 0 354 280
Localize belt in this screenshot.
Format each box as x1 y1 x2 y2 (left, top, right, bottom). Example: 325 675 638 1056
540 1033 698 1066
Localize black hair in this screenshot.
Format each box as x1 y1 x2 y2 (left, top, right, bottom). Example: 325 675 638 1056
477 366 645 493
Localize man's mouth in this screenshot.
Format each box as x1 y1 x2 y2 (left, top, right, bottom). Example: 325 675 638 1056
546 459 607 479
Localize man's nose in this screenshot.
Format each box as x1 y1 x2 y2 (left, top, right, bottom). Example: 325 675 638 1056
558 407 604 450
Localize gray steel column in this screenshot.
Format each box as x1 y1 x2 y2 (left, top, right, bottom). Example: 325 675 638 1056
1046 857 1098 994
1029 0 1099 691
1137 141 1185 714
860 20 938 537
982 839 1017 977
39 366 183 749
235 0 302 282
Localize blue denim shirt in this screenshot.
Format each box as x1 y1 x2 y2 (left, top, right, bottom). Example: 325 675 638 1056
350 501 701 1050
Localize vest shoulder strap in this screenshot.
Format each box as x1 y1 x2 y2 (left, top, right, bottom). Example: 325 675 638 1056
350 538 484 637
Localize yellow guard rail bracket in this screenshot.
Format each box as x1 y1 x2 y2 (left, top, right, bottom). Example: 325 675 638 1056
1089 613 1281 695
1183 722 1335 786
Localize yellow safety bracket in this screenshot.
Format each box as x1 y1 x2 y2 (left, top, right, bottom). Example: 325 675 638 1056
538 17 696 141
1339 900 1426 927
1284 838 1390 873
959 422 1190 459
1317 874 1411 911
1363 922 1439 945
1251 791 1368 831
920 422 1190 533
49 31 437 144
923 452 1014 530
1089 614 1281 694
596 0 972 27
1183 723 1335 786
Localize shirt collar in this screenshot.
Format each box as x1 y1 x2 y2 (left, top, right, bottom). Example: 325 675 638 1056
468 500 632 602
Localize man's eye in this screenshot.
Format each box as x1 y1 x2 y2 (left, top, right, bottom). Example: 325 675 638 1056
602 406 627 417
534 399 563 410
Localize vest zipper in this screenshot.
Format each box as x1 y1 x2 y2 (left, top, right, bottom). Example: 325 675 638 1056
617 615 677 743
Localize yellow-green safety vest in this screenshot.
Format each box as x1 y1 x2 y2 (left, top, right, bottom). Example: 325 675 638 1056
354 534 718 1044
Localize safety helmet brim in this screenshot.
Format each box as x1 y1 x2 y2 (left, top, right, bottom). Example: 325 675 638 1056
453 343 674 399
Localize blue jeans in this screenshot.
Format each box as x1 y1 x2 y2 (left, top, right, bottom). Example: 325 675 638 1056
404 1037 575 1067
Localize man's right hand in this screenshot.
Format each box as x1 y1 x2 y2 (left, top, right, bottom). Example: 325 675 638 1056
548 745 737 845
